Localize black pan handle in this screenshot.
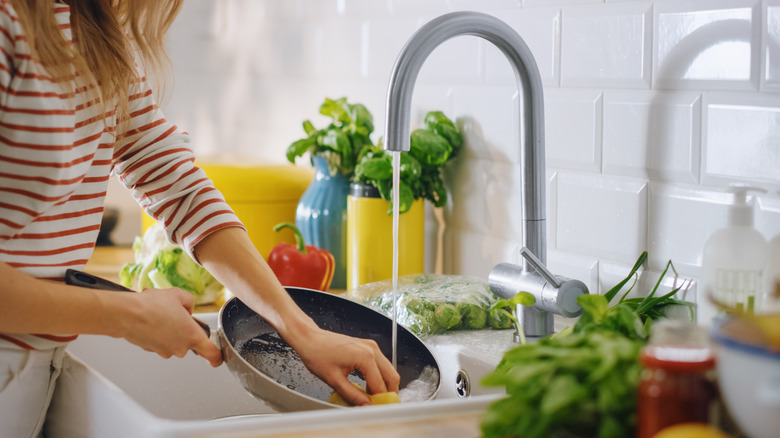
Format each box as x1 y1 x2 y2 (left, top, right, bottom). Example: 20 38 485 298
64 269 211 337
65 269 134 292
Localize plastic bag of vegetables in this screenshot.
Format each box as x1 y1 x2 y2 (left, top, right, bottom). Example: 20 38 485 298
119 223 225 305
345 274 512 336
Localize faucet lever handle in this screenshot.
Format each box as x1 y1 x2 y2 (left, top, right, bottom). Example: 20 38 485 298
519 247 561 289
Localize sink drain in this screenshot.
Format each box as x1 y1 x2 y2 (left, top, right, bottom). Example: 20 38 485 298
455 370 470 398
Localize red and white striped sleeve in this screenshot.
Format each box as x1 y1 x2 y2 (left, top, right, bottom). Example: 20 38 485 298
111 77 245 256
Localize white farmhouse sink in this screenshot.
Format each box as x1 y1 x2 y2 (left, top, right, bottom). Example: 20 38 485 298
45 313 515 438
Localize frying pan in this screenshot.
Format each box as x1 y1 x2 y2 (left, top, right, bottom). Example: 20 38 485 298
65 269 440 412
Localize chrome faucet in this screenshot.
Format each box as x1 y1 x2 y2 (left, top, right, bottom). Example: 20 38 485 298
383 11 588 338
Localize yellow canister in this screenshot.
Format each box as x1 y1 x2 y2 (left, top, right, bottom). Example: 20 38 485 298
346 183 424 290
142 162 313 258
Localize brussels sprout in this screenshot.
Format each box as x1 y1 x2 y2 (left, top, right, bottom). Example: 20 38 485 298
488 308 514 329
405 298 428 314
408 308 438 335
435 303 462 329
458 303 488 329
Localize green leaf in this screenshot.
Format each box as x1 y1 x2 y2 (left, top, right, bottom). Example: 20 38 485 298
399 153 422 181
355 157 392 181
576 294 609 323
511 291 536 307
347 103 374 133
319 97 350 124
409 129 451 167
541 375 587 415
302 120 316 136
636 259 673 312
605 251 647 302
285 136 317 163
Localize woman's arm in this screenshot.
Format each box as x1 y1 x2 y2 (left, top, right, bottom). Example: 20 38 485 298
193 227 400 406
0 261 222 366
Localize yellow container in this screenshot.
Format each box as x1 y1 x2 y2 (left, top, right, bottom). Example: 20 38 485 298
346 183 424 290
142 162 313 258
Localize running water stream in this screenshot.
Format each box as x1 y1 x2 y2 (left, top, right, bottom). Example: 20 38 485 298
391 150 401 369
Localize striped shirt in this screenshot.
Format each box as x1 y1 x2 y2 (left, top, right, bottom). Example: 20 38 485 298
0 1 243 350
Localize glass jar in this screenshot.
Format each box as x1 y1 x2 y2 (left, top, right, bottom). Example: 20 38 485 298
346 182 424 290
636 320 719 438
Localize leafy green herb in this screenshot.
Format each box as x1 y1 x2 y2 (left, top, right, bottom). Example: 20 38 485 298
286 99 461 214
286 97 375 177
353 111 462 214
489 292 537 344
480 252 693 438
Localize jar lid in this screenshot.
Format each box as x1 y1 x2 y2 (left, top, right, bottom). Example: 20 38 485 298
641 345 716 372
350 182 381 198
641 319 716 372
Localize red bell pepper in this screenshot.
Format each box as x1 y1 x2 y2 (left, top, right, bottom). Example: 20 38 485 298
267 222 335 291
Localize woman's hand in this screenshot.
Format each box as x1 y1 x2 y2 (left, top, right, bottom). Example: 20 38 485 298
288 326 401 406
119 287 223 367
192 227 401 405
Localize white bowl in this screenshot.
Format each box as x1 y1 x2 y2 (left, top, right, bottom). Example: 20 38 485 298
710 317 780 438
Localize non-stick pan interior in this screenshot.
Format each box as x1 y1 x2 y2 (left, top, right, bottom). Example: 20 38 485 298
221 287 439 403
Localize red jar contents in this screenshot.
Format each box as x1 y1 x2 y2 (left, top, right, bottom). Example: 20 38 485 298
636 321 718 438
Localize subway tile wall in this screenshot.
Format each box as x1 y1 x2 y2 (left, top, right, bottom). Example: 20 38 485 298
143 0 780 302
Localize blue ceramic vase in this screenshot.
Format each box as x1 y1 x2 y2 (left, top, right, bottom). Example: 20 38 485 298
295 155 350 289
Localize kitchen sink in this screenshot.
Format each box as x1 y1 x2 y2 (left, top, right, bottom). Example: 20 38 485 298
45 313 515 438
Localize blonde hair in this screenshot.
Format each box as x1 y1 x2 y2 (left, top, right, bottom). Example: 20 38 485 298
10 0 183 130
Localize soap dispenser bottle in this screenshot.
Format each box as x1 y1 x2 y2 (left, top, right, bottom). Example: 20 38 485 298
699 186 768 323
762 233 780 312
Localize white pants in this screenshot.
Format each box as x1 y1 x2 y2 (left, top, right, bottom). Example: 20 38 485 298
0 346 67 438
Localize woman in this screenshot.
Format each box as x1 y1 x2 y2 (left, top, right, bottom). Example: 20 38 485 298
0 1 399 435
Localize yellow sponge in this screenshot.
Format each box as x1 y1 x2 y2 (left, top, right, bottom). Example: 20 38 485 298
327 382 401 406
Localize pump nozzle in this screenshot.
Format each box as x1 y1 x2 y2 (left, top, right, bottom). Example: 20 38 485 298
728 185 767 226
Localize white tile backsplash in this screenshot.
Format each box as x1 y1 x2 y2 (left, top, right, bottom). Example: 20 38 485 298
557 173 648 261
484 7 561 86
765 2 780 90
117 0 780 299
452 85 520 163
560 2 652 89
545 89 603 172
654 0 760 90
418 35 483 82
702 93 780 185
647 183 732 275
364 17 425 80
756 193 780 240
603 90 701 183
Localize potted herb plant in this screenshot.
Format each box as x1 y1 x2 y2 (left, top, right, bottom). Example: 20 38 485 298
286 97 375 289
287 98 462 290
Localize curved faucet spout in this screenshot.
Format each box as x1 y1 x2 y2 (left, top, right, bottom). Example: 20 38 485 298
384 11 571 337
384 11 546 262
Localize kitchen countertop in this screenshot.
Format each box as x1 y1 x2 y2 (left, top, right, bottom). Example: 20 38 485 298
214 411 485 438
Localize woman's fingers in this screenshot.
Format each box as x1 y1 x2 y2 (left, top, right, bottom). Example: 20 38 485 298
358 339 400 395
358 355 387 396
331 376 371 406
192 335 223 367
